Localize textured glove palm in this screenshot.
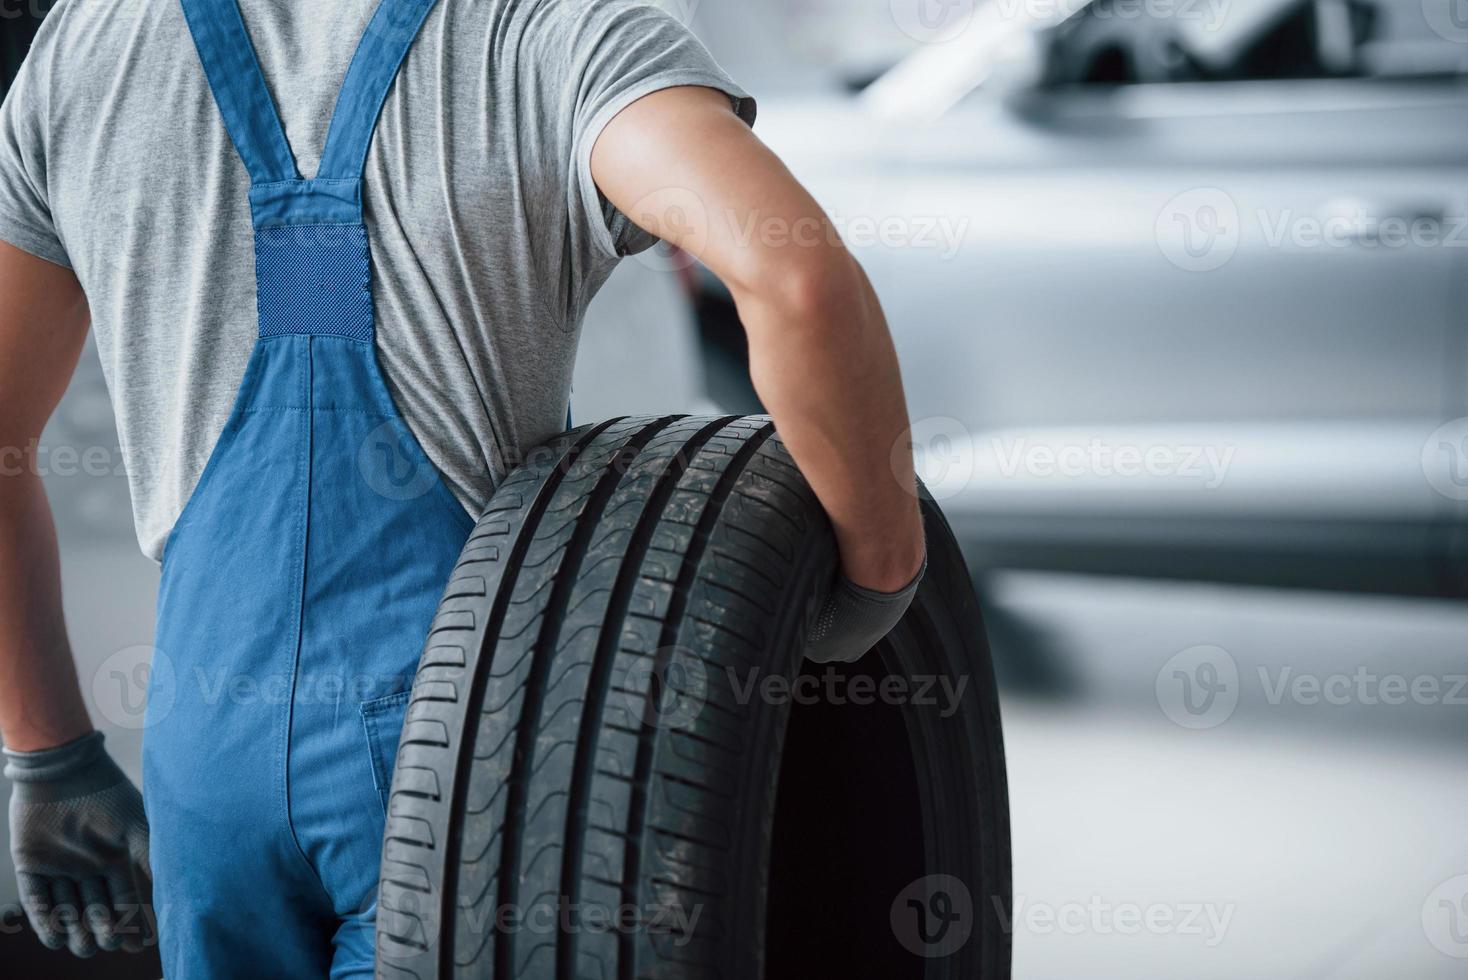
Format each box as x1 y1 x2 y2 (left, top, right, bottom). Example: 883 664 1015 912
5 731 152 956
804 559 927 664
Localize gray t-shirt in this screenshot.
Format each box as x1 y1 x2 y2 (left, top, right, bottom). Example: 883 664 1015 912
0 0 753 561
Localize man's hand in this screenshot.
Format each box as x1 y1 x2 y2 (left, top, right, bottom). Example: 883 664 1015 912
0 241 119 950
6 731 152 955
805 557 927 664
591 87 927 614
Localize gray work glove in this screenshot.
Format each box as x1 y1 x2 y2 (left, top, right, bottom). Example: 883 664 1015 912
5 731 152 956
804 558 927 664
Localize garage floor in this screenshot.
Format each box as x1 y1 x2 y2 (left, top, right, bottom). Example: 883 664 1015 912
991 572 1468 980
1005 702 1466 979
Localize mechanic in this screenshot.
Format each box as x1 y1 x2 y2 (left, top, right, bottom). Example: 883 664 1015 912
0 0 926 973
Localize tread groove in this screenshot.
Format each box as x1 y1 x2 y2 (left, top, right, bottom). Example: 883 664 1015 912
558 416 736 980
618 420 777 980
494 418 679 980
437 421 615 978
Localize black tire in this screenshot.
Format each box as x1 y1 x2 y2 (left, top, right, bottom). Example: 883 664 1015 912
375 416 1011 980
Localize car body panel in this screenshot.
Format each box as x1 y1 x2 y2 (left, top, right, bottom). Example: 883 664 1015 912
718 72 1468 595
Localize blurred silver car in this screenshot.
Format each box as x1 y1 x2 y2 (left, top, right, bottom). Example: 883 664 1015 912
690 0 1468 598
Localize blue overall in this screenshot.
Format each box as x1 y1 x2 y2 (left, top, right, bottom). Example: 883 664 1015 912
142 0 472 975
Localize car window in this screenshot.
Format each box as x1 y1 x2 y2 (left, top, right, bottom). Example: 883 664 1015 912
1040 0 1468 85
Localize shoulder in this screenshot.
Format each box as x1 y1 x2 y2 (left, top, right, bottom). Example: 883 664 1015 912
16 0 187 97
28 0 173 51
499 0 694 39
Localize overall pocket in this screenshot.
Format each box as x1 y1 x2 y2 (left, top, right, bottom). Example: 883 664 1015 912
360 690 412 812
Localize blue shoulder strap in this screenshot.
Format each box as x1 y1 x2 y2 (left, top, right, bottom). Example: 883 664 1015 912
179 0 438 189
177 0 298 184
317 0 438 182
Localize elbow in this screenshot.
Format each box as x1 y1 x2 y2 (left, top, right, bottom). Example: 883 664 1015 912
726 241 867 342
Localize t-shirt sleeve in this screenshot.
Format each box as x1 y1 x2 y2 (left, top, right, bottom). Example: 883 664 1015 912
523 0 756 262
0 13 71 269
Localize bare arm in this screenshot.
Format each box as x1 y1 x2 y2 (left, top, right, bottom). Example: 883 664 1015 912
590 87 925 592
0 240 91 752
